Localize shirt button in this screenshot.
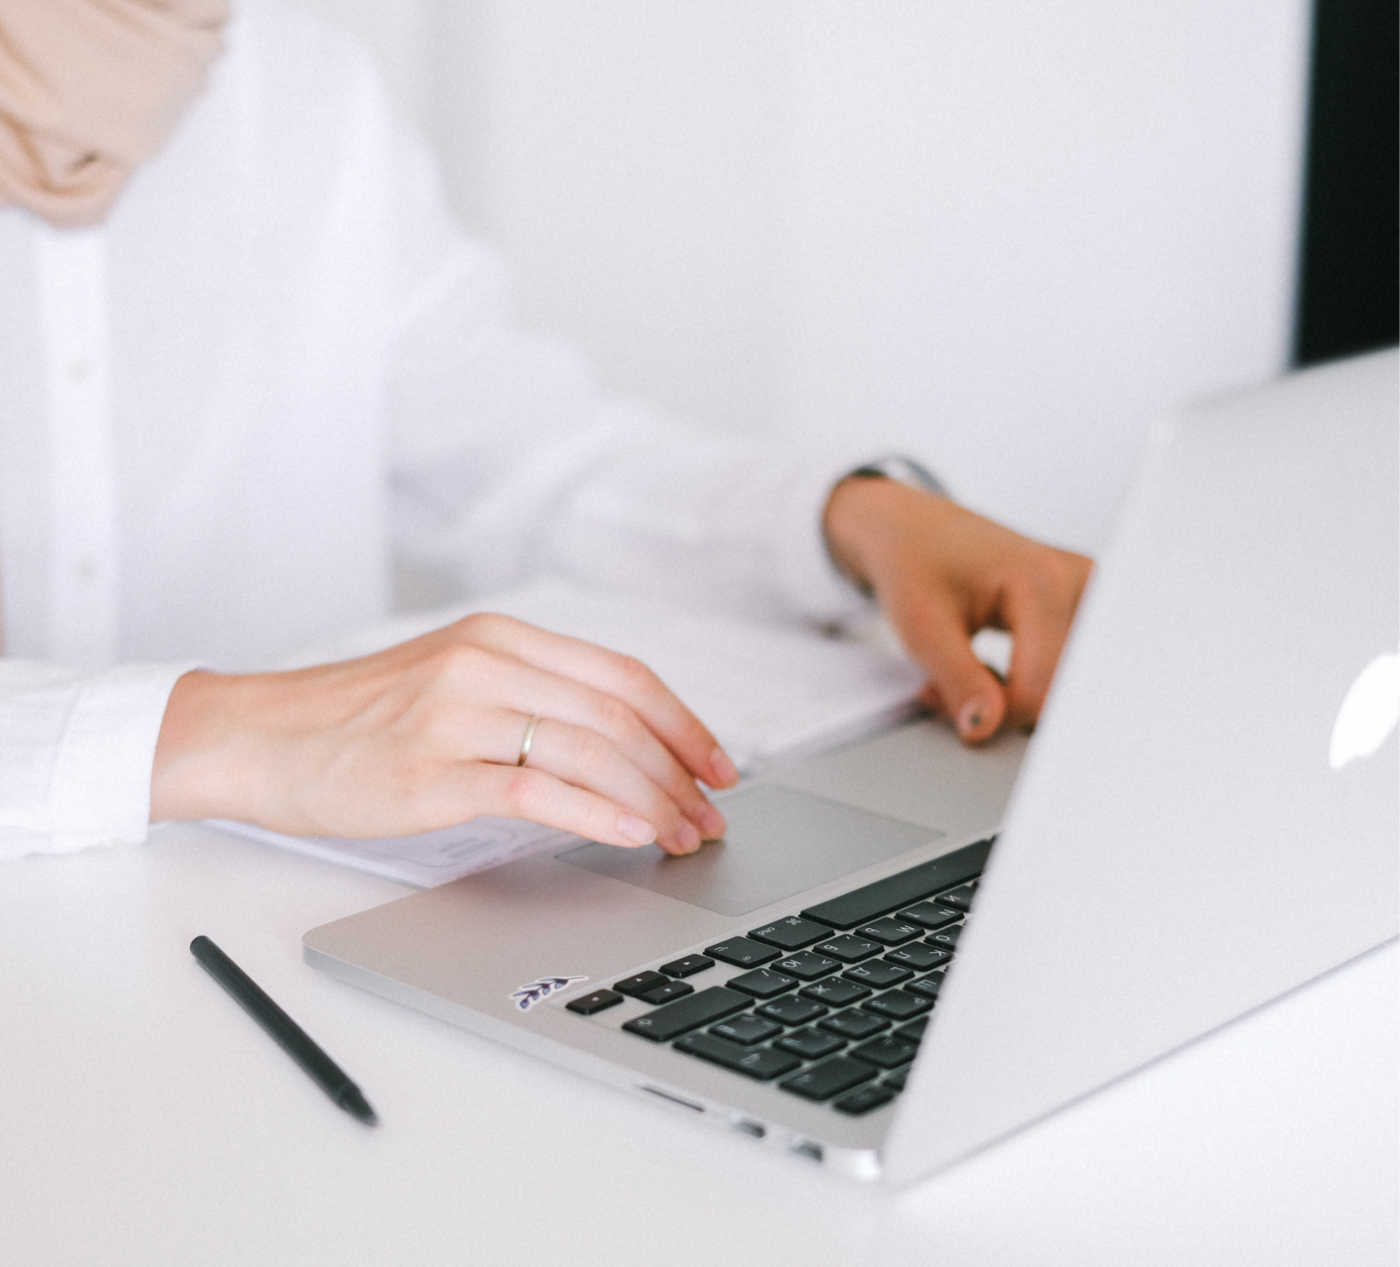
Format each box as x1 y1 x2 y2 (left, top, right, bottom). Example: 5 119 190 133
76 556 98 581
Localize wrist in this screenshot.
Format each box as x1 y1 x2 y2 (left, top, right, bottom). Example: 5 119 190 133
150 669 273 823
824 473 941 596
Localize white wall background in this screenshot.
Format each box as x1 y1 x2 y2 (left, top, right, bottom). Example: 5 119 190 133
289 0 1311 554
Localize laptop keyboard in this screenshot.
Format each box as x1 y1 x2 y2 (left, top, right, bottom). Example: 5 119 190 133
565 836 993 1117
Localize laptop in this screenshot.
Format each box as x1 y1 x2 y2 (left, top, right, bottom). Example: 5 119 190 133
304 348 1399 1185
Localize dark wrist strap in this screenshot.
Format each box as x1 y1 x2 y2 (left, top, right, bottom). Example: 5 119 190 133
845 455 948 498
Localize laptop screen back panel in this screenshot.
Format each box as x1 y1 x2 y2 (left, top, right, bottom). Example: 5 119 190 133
887 350 1399 1184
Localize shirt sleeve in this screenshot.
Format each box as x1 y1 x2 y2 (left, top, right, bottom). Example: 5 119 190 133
380 122 886 630
0 660 197 858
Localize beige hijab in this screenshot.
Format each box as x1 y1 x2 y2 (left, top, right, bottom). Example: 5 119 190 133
0 0 230 227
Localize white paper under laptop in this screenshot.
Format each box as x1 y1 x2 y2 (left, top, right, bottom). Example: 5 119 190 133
304 350 1399 1186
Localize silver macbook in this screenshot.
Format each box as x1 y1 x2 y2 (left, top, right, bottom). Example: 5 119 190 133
304 348 1399 1185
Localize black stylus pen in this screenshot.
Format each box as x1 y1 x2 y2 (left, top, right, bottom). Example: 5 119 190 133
190 935 378 1126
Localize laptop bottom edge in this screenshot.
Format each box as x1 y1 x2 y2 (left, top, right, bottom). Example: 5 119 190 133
303 942 887 1183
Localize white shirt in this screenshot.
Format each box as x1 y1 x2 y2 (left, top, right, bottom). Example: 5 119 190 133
0 1 875 858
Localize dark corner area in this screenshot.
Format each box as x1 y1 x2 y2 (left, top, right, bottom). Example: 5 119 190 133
1292 0 1400 366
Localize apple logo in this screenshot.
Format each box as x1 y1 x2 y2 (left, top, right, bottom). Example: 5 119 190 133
1329 651 1400 771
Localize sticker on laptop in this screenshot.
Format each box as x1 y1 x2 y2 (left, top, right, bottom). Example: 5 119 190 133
510 975 589 1012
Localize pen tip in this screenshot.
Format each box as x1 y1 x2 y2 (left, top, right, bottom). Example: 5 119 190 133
339 1084 378 1126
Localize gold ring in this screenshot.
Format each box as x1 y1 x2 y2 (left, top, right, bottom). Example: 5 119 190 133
517 715 542 767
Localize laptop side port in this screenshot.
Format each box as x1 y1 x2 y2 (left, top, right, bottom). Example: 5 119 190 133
640 1085 704 1113
730 1117 765 1139
789 1138 824 1163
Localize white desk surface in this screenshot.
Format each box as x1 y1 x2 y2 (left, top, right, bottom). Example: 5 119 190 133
3 820 1395 1267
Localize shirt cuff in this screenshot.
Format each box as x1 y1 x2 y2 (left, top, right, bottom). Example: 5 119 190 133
45 662 200 854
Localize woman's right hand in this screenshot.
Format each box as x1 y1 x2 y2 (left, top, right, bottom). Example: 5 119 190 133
150 612 739 855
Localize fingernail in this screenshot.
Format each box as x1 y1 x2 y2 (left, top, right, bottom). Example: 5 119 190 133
958 699 987 737
618 813 657 846
699 803 726 839
676 819 702 853
710 746 738 786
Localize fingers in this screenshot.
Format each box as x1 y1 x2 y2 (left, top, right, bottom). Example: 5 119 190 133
998 550 1092 727
481 710 705 855
831 480 1092 745
459 614 738 790
999 606 1064 729
527 717 705 854
900 564 1087 741
894 597 1009 742
459 652 725 846
460 762 667 851
451 613 734 843
422 623 728 848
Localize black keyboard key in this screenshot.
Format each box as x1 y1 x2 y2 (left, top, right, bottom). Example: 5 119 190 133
820 1009 890 1041
895 1017 929 1042
906 971 947 1001
863 989 932 1021
884 942 951 972
704 937 781 968
848 1036 918 1070
614 970 669 998
935 883 977 911
565 988 624 1016
709 1014 783 1045
801 839 991 929
726 968 797 999
774 1026 847 1060
622 986 750 1042
843 959 913 989
855 917 922 946
748 916 832 950
756 995 828 1026
636 979 694 1006
834 1084 896 1115
925 925 963 952
659 954 714 978
771 950 842 981
780 1056 877 1101
897 901 961 931
813 934 883 964
883 1067 910 1092
799 977 872 1007
674 1032 802 1080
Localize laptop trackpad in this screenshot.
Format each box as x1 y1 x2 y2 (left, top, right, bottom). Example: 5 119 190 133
557 784 943 917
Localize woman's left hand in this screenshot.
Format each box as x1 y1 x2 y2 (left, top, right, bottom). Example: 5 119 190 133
151 612 739 855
